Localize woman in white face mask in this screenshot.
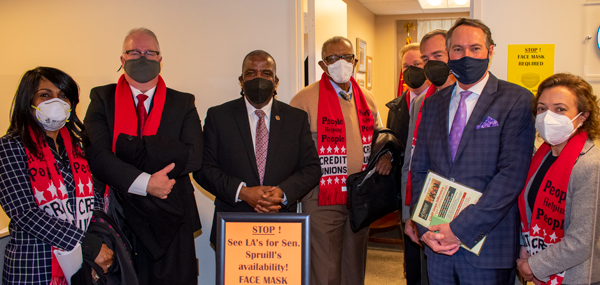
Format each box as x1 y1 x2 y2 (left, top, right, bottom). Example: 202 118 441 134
516 73 600 285
0 67 115 284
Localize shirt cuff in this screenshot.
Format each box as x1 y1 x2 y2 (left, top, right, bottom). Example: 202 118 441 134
281 192 288 205
128 172 150 196
235 182 246 202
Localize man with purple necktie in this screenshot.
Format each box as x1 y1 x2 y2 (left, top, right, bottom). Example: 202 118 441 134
409 18 535 284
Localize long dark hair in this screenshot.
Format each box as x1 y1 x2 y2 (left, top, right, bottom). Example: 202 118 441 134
7 67 88 158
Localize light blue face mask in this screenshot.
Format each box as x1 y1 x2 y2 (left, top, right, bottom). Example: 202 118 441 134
31 98 71 131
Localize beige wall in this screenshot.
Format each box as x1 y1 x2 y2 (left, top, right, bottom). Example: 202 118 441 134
0 1 296 283
344 0 376 97
374 12 468 124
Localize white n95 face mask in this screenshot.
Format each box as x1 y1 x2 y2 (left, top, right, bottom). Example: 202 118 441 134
325 60 354 83
32 98 71 131
535 110 582 146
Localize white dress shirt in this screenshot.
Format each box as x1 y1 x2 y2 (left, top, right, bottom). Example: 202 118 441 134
448 72 490 133
127 85 157 196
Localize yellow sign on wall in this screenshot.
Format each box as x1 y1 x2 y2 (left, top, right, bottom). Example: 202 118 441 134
507 44 555 95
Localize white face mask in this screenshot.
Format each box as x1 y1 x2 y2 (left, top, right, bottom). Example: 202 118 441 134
31 98 71 131
535 110 582 146
324 60 354 83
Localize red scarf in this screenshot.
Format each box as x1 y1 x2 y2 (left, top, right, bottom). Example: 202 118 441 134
518 131 587 285
405 85 436 205
26 127 94 285
106 75 166 201
316 73 374 206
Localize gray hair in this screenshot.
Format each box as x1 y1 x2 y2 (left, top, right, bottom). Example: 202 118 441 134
122 28 160 52
321 36 353 59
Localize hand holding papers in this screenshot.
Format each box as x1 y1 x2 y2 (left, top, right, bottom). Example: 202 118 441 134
411 171 486 255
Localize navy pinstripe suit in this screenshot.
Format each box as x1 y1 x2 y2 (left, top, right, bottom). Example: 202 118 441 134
410 73 535 276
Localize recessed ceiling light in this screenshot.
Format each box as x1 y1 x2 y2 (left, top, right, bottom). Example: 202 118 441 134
455 0 468 5
428 0 443 6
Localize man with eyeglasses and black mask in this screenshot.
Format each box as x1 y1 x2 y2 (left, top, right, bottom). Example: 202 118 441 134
409 19 535 284
196 50 321 249
399 30 457 285
291 36 391 285
385 43 435 285
84 28 203 284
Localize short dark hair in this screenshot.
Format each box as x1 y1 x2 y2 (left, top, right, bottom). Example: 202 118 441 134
420 29 447 54
7 67 86 158
241 50 277 76
321 36 353 59
446 18 495 51
534 73 600 140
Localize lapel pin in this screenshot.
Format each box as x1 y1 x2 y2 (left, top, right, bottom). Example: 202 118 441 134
276 115 280 121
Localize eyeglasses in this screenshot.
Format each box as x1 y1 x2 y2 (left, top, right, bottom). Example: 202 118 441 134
124 50 160 60
323 54 355 64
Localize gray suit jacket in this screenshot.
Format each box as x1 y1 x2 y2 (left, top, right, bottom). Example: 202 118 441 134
400 92 428 222
524 139 600 284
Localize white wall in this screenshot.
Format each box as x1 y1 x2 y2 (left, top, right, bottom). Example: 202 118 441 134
477 0 595 90
0 1 296 284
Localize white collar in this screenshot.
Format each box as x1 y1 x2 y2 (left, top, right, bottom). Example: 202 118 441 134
455 72 490 96
244 96 274 118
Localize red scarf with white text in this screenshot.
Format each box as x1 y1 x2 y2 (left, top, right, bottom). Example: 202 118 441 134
317 73 374 205
518 131 587 285
106 75 166 202
405 85 436 205
26 127 94 285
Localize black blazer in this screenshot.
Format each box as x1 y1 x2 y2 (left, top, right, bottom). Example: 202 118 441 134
84 83 203 285
196 97 321 245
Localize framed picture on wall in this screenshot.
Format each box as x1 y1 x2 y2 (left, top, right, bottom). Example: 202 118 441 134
358 79 365 87
357 38 367 73
366 56 373 90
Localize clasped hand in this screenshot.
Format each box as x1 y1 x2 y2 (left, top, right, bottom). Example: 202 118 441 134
239 186 283 213
422 223 461 256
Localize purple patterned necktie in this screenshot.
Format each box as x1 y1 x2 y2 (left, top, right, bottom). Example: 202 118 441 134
449 91 472 162
255 110 269 185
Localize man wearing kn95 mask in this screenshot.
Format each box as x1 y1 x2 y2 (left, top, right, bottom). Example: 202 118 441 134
84 27 203 284
408 18 536 284
291 36 391 285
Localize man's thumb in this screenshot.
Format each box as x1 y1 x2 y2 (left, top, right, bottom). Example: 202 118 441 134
160 163 176 174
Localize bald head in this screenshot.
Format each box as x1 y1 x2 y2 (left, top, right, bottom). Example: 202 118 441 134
122 28 160 53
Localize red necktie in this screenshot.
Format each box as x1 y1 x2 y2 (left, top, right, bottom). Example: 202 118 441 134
255 110 268 185
136 94 148 138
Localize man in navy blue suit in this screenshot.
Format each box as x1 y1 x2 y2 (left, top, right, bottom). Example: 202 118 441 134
410 18 535 284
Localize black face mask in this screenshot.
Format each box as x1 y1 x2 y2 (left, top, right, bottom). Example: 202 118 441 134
448 56 489 85
243 78 274 105
124 56 161 83
403 66 427 89
424 60 450 87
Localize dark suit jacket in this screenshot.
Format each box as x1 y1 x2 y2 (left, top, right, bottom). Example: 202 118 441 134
84 83 203 285
386 90 410 149
195 97 321 245
386 91 410 206
410 73 535 269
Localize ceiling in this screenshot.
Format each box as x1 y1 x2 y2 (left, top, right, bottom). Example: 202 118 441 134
357 0 470 15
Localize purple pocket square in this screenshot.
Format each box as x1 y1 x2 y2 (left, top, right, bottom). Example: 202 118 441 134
476 116 499 129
